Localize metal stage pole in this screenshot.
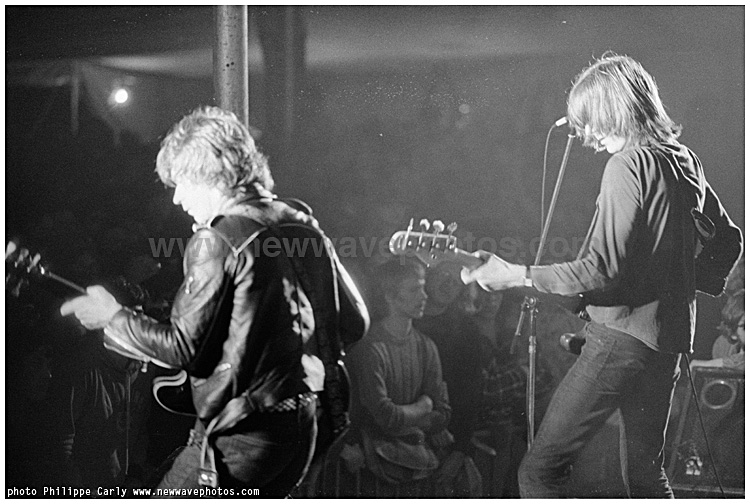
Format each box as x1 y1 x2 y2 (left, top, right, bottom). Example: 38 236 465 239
214 6 249 126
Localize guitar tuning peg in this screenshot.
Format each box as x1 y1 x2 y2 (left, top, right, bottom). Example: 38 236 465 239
419 219 430 231
5 241 17 260
15 248 29 267
432 220 445 233
447 222 458 235
29 253 42 272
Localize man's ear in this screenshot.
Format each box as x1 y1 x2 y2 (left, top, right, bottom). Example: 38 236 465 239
382 290 398 312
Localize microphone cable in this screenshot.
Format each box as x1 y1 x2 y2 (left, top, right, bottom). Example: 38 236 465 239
540 122 556 239
541 118 571 243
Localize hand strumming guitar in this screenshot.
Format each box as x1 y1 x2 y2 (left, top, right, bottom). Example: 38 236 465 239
460 250 527 292
60 285 123 330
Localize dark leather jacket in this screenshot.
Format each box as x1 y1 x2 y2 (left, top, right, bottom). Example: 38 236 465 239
104 198 369 422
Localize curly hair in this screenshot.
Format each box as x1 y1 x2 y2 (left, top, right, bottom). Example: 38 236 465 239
718 289 745 340
567 52 682 151
155 106 274 196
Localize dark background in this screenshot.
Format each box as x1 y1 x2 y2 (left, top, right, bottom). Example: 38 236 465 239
6 5 744 359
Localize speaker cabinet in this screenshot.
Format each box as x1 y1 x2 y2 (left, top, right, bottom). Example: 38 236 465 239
666 367 744 497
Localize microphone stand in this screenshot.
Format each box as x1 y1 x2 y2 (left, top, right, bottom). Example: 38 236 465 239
517 130 575 450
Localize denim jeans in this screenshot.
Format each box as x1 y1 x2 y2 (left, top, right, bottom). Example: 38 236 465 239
518 322 681 498
155 399 317 498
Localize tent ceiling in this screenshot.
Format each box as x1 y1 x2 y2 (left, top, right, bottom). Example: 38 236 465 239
6 5 742 78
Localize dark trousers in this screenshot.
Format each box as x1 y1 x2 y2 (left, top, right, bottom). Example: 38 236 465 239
518 322 681 498
156 400 317 498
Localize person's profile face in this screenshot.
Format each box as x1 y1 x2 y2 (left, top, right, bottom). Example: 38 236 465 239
460 283 502 317
389 275 428 320
584 125 628 154
172 179 228 225
425 262 463 307
736 314 745 346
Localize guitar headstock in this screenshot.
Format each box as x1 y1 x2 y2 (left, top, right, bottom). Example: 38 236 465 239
5 241 44 298
389 218 478 269
6 240 89 298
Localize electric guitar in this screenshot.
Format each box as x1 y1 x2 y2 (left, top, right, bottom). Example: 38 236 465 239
6 241 88 297
388 219 589 353
6 241 196 415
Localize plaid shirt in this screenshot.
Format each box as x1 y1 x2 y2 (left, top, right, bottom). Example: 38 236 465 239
479 352 555 427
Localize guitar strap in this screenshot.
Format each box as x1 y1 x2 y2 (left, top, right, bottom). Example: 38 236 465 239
197 222 349 489
272 225 351 442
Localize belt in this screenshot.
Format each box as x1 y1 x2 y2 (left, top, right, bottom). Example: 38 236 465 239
263 391 318 413
188 392 318 447
192 391 317 488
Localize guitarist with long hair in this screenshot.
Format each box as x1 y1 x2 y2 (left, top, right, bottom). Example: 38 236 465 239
61 106 369 497
461 53 742 497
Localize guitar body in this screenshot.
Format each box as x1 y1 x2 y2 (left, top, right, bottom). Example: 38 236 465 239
152 370 196 417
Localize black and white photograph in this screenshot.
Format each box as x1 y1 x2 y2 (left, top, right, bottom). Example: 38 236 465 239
5 4 745 499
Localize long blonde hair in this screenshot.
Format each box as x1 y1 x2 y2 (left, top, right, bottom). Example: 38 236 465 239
567 52 681 151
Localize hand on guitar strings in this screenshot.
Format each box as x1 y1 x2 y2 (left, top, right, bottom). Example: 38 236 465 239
60 285 123 330
459 250 526 292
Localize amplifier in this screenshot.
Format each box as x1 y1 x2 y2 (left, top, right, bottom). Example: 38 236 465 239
666 367 744 497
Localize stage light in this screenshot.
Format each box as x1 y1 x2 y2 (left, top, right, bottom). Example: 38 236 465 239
108 76 136 107
113 88 129 104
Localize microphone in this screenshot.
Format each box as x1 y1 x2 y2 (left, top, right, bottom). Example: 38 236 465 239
554 116 568 127
560 332 586 355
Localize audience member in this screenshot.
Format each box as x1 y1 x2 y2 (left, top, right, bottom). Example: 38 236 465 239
413 262 484 454
345 259 453 497
6 307 60 489
47 328 153 491
411 261 485 496
725 256 744 296
690 289 745 372
461 283 555 497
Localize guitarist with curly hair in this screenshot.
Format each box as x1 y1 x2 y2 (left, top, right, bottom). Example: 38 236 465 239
61 106 369 497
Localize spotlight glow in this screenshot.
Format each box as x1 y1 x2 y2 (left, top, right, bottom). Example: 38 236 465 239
113 88 129 104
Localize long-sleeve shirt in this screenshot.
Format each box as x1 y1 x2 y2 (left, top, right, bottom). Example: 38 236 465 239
530 142 742 353
346 322 450 437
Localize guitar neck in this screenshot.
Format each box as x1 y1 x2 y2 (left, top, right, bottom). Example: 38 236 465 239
388 226 586 317
43 269 86 294
449 247 483 269
7 241 86 296
388 229 483 270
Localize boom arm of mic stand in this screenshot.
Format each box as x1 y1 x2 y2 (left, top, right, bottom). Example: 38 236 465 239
523 132 576 450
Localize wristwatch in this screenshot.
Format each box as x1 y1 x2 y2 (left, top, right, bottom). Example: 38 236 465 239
524 265 533 288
